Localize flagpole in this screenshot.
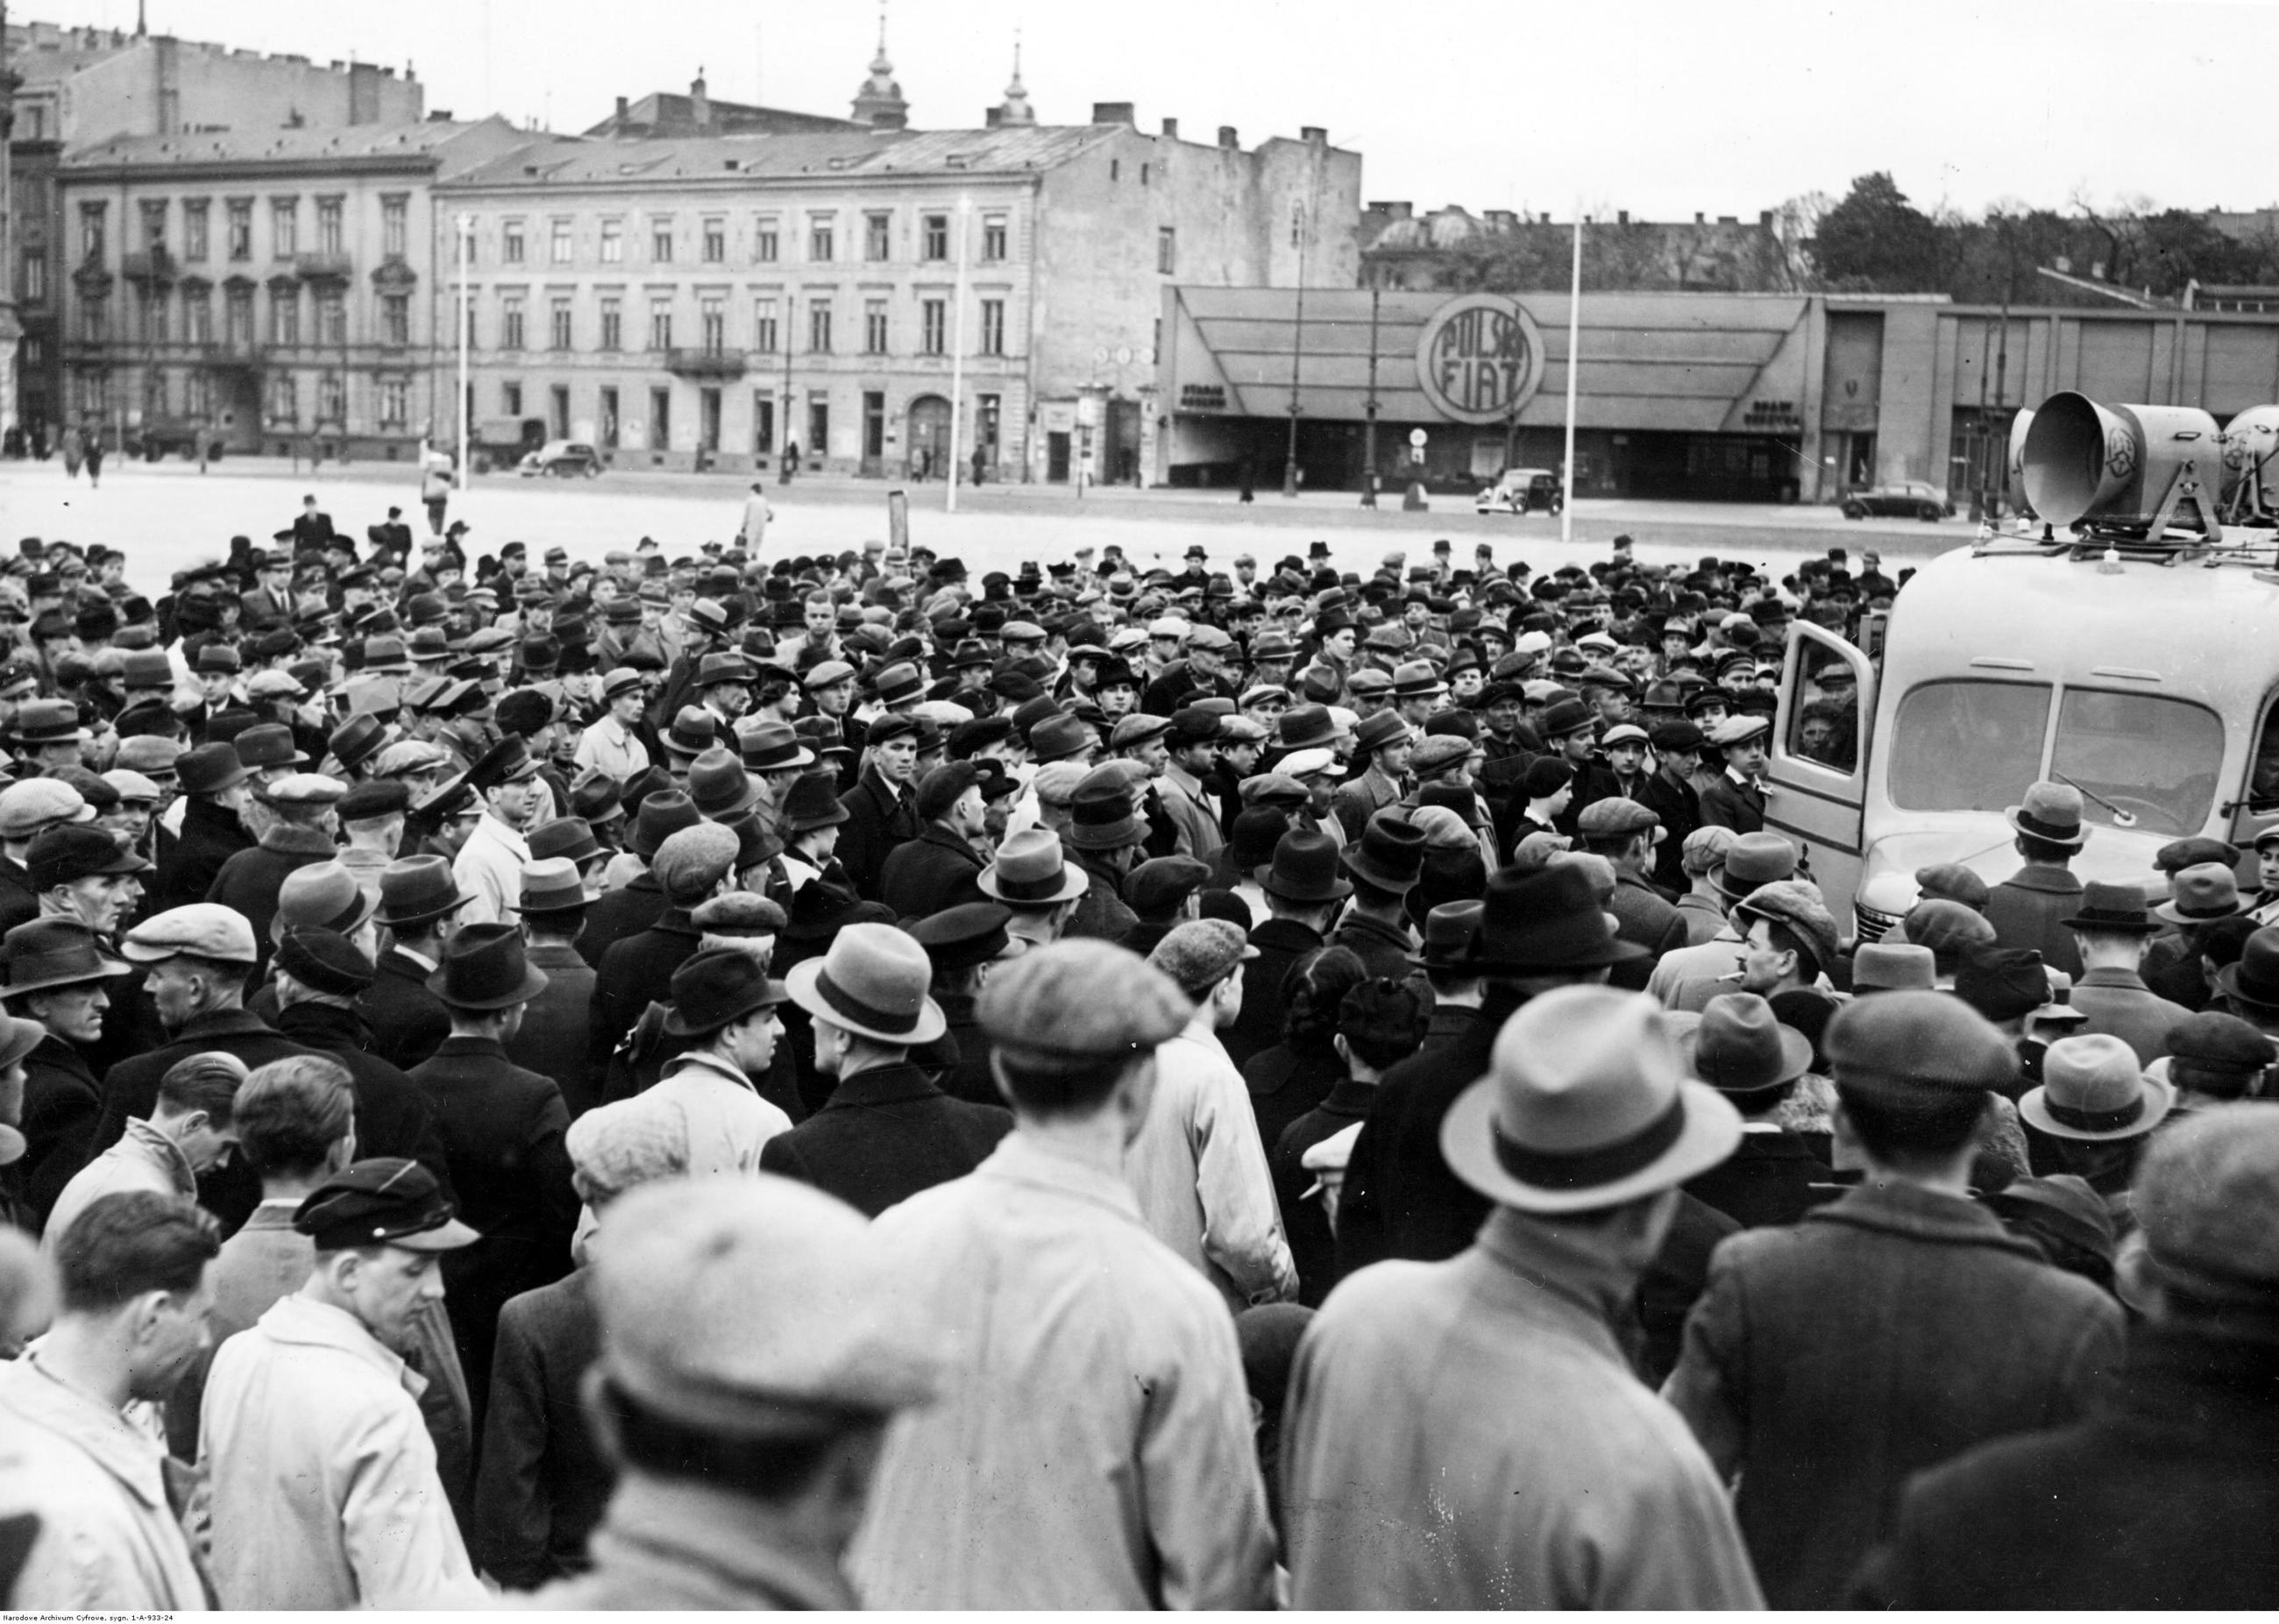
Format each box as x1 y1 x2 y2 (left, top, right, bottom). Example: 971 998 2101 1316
1562 204 1581 548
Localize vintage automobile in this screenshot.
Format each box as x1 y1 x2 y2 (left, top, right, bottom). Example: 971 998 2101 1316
1840 480 1956 521
1474 467 1564 514
518 439 604 479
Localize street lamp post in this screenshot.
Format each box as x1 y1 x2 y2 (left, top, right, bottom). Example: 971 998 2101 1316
455 211 472 490
1560 206 1583 549
1283 209 1307 500
1361 285 1380 507
946 195 971 514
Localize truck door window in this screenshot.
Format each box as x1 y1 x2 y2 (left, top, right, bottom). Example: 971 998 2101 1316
1889 680 2051 813
1790 647 1861 772
2249 703 2279 812
2050 689 2222 837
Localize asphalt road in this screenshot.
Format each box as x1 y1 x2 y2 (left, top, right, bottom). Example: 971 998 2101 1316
3 454 1979 598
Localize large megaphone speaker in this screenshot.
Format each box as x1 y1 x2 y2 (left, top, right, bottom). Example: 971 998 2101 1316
2021 392 2223 532
2220 403 2279 515
2006 408 2036 517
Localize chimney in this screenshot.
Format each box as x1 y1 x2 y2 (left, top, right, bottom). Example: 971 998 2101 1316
614 95 628 124
1617 209 1629 224
1091 101 1135 125
1161 117 1179 138
986 107 1003 128
1718 215 1737 224
1694 212 1705 223
1759 209 1772 225
1300 124 1326 145
691 73 711 131
1217 124 1238 149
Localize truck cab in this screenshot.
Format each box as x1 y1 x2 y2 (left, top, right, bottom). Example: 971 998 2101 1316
1767 538 2279 940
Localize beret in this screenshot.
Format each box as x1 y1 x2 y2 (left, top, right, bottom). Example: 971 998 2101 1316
1521 757 1575 799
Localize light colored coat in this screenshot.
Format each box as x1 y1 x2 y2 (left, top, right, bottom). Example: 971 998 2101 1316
452 811 532 928
850 1133 1275 1610
0 1355 209 1610
1158 762 1225 861
645 1053 791 1177
200 1294 485 1611
1124 1011 1298 1310
572 713 650 784
1283 1209 1764 1608
738 490 773 551
43 1117 194 1254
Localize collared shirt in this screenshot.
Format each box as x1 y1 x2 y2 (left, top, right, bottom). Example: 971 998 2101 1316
202 1294 485 1611
452 811 532 927
572 713 650 784
43 1117 195 1257
648 1050 792 1177
1283 1207 1763 1608
849 1132 1276 1611
1124 1011 1298 1310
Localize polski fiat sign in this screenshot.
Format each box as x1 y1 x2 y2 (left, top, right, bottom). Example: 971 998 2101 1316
1415 294 1546 427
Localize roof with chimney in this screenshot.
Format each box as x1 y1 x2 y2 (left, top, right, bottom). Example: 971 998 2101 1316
441 124 1121 191
584 89 860 139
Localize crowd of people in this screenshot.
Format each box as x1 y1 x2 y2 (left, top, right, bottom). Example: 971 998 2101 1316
0 501 2275 1609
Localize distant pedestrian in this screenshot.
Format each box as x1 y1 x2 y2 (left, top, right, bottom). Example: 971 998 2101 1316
421 442 453 535
82 429 103 488
780 438 800 485
738 481 772 553
59 426 82 480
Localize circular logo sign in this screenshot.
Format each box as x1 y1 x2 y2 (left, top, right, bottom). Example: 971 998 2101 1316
1414 294 1546 426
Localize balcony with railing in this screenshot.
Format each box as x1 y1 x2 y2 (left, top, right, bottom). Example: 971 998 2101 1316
295 252 353 284
666 347 747 379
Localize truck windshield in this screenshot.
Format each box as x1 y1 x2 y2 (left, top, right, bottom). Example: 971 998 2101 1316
2049 689 2224 837
1889 680 2051 812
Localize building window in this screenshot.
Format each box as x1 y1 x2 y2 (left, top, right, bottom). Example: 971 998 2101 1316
600 386 620 449
651 219 673 262
226 201 252 260
983 214 1007 261
269 287 299 346
185 287 211 343
187 370 211 417
501 300 526 351
225 286 253 345
77 290 105 342
381 293 408 347
503 380 522 416
379 377 408 428
20 252 45 304
700 298 725 354
600 297 621 351
138 198 167 249
79 202 106 262
752 390 774 455
266 373 296 426
316 289 345 345
502 218 525 264
316 197 343 256
981 298 1005 356
1158 227 1176 274
753 299 777 353
550 298 572 351
144 367 167 422
271 198 298 258
381 195 408 259
922 213 948 261
318 371 345 426
920 297 946 356
142 289 167 344
808 214 834 262
865 212 891 261
807 298 832 353
702 218 725 263
183 201 209 262
550 219 572 265
600 219 622 264
649 302 672 351
1110 159 1120 181
807 394 828 461
649 386 670 450
754 216 779 262
863 299 887 354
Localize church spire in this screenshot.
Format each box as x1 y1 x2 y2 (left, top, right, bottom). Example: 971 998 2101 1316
993 30 1035 127
850 0 909 130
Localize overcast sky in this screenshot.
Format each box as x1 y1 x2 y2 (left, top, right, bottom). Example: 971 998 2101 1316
31 0 2277 221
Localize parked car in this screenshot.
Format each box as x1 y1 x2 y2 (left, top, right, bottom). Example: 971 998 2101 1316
1475 467 1565 514
1842 480 1955 521
519 440 603 479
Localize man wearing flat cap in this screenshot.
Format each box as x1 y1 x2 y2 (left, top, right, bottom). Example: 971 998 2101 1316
1284 987 1759 1607
878 761 990 921
1578 796 1686 978
1854 1105 2279 1607
1666 990 2124 1609
206 772 345 950
590 820 742 1067
529 1175 935 1608
835 713 922 901
202 1157 487 1610
852 940 1275 1609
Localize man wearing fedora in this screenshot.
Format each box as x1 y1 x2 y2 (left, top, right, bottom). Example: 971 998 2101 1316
2020 1031 2173 1226
1853 1106 2279 1608
978 827 1090 955
1645 833 1804 1005
643 947 793 1176
851 941 1275 1609
1330 812 1425 981
576 791 700 968
504 858 600 1116
0 918 132 1226
764 925 1009 1216
1331 713 1412 841
878 762 990 922
1332 865 1651 1277
1224 828 1351 1071
363 856 471 1074
268 922 452 1178
835 713 922 902
1666 990 2124 1609
1984 780 2091 977
408 924 579 1428
907 903 1026 1106
1678 992 1832 1230
2062 880 2194 1064
1061 765 1148 944
1155 709 1225 862
1283 986 1758 1608
153 744 256 914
